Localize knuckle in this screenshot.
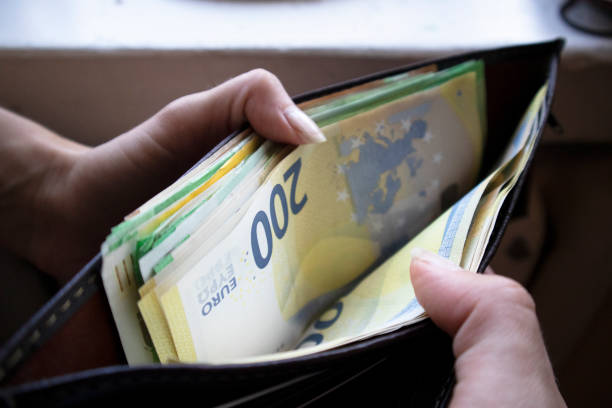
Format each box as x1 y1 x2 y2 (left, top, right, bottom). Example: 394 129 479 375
246 68 281 89
162 98 182 115
493 277 536 312
158 95 191 125
157 101 181 127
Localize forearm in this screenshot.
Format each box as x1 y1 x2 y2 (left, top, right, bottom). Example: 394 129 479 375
0 107 177 279
0 107 86 192
0 107 88 267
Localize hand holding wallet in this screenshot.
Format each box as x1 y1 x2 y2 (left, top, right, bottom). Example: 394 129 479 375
0 39 563 407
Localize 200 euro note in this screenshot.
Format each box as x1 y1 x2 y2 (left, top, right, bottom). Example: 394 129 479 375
234 83 549 363
145 60 484 296
152 64 485 363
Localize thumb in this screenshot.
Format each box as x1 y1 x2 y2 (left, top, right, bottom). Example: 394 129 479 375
68 69 325 260
81 69 325 223
410 248 566 408
127 68 325 166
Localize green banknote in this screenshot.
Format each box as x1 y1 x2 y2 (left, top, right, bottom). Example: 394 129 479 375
101 134 262 363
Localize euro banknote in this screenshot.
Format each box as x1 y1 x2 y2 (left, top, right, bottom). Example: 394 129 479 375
101 133 263 363
132 62 486 363
98 60 555 366
125 64 486 362
229 83 548 363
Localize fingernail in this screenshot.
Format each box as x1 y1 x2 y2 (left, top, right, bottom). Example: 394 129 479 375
410 247 458 271
284 106 326 144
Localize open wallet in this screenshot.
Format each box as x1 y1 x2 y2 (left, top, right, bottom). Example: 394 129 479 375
0 39 563 407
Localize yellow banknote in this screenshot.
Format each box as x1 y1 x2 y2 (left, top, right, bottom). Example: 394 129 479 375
230 84 549 363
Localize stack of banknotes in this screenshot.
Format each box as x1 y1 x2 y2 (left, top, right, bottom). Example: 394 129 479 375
101 60 548 365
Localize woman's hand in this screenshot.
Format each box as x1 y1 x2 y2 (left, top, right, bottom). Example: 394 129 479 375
0 69 324 283
410 249 567 407
1 70 324 381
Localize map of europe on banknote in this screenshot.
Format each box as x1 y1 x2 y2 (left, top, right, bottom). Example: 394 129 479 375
239 83 547 364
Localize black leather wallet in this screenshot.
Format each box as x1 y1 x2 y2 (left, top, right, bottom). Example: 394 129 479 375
0 39 564 408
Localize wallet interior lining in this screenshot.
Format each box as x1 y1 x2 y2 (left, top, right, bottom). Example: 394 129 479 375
478 54 552 179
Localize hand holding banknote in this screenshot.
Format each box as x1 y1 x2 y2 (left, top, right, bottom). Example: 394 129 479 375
0 69 321 379
410 249 566 408
0 65 566 408
0 69 322 284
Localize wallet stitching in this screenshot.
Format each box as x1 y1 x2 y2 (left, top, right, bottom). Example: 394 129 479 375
0 270 99 383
